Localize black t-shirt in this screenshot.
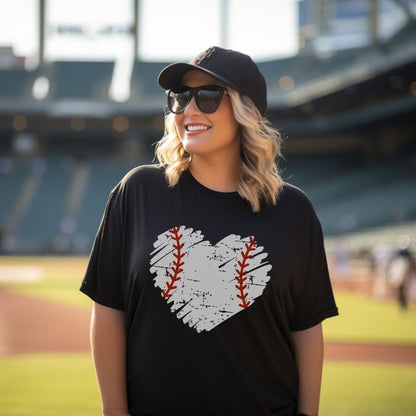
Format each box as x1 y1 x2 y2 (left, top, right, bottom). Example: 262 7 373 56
81 165 338 416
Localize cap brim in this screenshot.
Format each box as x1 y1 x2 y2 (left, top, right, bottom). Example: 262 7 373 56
158 62 239 91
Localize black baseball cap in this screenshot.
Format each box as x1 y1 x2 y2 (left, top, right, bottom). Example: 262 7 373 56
158 46 267 115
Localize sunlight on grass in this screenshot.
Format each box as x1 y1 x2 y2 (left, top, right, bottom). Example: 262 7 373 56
2 256 416 344
0 353 100 416
0 353 415 416
0 256 92 309
321 362 416 415
324 290 416 345
1 257 415 415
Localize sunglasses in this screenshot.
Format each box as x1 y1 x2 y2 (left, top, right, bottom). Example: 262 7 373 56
167 85 227 114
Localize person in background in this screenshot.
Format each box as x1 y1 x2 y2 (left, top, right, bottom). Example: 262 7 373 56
81 46 338 416
388 244 416 311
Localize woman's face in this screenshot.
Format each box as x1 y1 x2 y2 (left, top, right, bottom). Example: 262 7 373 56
173 70 240 161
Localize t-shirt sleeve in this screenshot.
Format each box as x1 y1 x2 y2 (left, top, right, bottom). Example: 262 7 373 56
80 184 125 310
289 205 338 331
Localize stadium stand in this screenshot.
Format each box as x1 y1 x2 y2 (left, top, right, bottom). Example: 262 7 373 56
0 68 39 98
0 156 33 230
282 147 416 235
0 138 144 253
2 141 414 254
49 61 114 100
76 154 138 247
325 220 416 255
16 156 70 243
0 16 415 254
130 60 170 98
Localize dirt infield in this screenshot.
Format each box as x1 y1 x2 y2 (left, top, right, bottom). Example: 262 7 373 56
1 287 416 364
0 288 90 356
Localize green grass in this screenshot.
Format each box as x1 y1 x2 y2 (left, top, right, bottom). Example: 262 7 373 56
2 256 416 345
1 256 416 415
321 362 416 415
0 353 101 416
324 290 416 345
0 256 92 309
0 354 415 416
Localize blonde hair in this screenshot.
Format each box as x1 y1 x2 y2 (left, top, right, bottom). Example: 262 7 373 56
155 87 284 212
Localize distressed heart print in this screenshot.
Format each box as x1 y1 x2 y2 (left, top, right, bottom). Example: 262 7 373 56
150 226 272 332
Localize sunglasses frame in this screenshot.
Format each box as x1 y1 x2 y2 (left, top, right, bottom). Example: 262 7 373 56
166 84 227 114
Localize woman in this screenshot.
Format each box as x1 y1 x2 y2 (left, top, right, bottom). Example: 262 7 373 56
81 46 338 416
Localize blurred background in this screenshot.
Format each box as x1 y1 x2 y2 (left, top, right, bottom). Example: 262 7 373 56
0 0 415 253
0 1 416 415
1 0 416 304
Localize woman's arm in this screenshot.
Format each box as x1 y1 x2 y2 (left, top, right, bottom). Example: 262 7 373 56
90 302 131 416
291 323 324 416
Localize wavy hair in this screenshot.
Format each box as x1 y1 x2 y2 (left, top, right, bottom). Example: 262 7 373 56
155 87 284 212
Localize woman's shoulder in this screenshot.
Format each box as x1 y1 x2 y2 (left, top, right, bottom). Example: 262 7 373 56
276 182 318 216
120 164 166 186
281 182 312 204
108 164 167 199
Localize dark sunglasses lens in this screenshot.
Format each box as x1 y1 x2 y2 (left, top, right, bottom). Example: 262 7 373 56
167 86 224 114
168 89 191 113
196 89 223 113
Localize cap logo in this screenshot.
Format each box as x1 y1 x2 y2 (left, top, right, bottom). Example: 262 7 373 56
194 47 216 65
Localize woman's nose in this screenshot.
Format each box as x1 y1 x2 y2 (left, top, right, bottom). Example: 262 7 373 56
184 96 200 114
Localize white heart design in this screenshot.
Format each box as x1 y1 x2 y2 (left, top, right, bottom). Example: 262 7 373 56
150 226 272 332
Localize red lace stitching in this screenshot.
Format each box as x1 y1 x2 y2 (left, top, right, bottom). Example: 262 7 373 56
162 226 184 298
235 236 257 308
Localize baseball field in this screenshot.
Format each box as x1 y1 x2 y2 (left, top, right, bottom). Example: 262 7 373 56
0 256 415 415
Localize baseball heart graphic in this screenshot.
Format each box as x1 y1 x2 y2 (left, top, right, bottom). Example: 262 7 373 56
149 226 272 332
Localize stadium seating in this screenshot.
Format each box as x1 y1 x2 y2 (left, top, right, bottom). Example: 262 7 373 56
0 68 39 98
0 157 32 227
16 156 70 243
282 150 416 235
49 61 115 100
1 19 415 254
0 143 145 253
388 19 416 52
260 45 373 96
1 146 415 254
130 60 170 98
76 155 138 241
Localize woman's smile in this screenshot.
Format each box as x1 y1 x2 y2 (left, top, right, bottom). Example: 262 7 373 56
185 123 211 135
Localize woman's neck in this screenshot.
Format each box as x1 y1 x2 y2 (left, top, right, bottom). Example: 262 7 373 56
189 155 241 192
